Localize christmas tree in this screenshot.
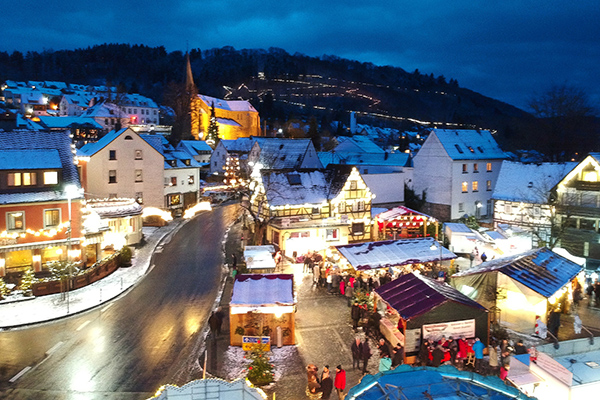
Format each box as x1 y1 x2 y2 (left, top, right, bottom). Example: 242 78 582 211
205 102 220 149
246 343 274 386
20 267 37 294
223 156 243 186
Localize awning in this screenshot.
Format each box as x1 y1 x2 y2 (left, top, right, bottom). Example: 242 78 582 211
0 238 81 252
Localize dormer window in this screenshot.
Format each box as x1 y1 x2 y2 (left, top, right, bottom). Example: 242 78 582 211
43 171 58 185
8 172 37 186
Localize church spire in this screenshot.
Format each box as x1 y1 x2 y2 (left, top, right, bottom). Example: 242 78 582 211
185 51 195 91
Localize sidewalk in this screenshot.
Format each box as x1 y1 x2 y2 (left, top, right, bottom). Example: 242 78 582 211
0 219 186 329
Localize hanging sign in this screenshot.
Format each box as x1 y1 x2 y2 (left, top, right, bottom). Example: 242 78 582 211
422 319 475 342
242 336 271 351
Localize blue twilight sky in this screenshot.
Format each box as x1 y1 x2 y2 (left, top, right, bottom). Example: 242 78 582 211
2 0 599 110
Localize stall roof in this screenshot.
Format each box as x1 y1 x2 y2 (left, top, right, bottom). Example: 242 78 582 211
231 274 294 307
375 205 434 221
335 237 456 270
376 272 486 321
444 222 473 234
346 365 534 400
452 248 582 298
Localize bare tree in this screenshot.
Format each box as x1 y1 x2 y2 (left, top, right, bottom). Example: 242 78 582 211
528 84 598 161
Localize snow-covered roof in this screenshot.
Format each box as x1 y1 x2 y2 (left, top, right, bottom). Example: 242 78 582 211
444 222 473 234
86 198 143 218
261 169 329 206
493 161 576 203
82 101 123 118
432 129 507 161
219 138 255 153
79 128 128 156
253 138 316 169
318 152 410 168
453 247 582 298
197 94 257 112
216 117 241 127
62 93 93 106
36 116 103 129
231 274 294 307
0 130 82 204
336 237 457 270
335 136 385 153
0 149 61 170
177 140 212 155
151 378 266 400
375 206 433 221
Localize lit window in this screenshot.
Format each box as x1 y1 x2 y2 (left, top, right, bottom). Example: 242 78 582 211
8 172 22 186
462 182 468 193
350 180 357 190
486 180 492 191
135 169 143 182
168 194 181 206
109 170 117 184
43 171 58 185
486 163 492 172
44 209 60 228
468 146 475 153
472 181 479 192
109 150 117 160
473 163 478 173
7 211 24 231
583 171 598 182
188 175 195 184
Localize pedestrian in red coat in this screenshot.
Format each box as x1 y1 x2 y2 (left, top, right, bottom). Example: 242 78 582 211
334 365 346 399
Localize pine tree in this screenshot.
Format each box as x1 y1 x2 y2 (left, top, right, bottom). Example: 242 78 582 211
223 156 243 186
205 102 220 149
246 343 275 386
20 267 37 294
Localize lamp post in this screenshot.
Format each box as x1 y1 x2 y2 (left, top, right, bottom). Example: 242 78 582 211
65 184 79 314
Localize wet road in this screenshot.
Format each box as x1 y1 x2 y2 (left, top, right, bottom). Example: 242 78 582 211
0 204 238 399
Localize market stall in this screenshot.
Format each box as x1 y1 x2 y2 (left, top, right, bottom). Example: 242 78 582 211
333 237 457 277
229 274 296 347
375 206 438 240
375 272 489 364
243 245 276 272
450 247 583 332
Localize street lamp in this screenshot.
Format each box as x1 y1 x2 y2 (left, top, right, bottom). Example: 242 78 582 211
65 184 79 314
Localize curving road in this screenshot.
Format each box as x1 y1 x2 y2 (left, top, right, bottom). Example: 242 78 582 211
0 204 238 399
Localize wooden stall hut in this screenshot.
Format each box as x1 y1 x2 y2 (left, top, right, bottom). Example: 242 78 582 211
375 206 439 240
375 272 489 364
450 247 583 332
230 274 296 347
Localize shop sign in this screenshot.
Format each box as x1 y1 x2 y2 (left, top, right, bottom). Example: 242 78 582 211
422 319 475 342
534 352 572 386
405 328 422 353
0 238 18 246
242 336 271 351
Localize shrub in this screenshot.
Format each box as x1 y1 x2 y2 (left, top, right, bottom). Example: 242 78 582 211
119 246 132 266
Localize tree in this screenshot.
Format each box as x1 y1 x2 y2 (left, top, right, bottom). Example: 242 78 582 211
246 344 274 386
528 84 598 161
205 102 220 149
163 81 193 145
20 267 37 295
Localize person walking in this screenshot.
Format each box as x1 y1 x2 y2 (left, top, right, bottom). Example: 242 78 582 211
334 365 346 399
320 368 333 399
231 253 237 269
351 302 361 330
214 306 224 335
391 344 404 368
351 337 362 370
361 338 372 374
488 340 499 376
208 311 219 338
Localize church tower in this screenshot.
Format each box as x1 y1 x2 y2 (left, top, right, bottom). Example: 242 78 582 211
186 53 201 140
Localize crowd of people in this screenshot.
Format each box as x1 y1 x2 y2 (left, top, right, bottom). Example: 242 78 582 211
306 364 346 399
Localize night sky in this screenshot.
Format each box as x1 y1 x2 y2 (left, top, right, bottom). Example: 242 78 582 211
3 1 599 110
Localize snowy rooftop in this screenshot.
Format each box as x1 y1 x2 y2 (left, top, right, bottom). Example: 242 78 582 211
198 94 257 112
536 338 600 386
0 149 61 170
432 129 507 161
216 117 241 127
177 140 212 154
253 138 316 169
336 136 385 154
375 206 432 221
335 237 457 270
220 138 255 153
493 161 576 203
231 274 294 307
36 116 103 129
318 151 410 168
150 378 266 400
261 170 329 206
453 247 583 298
444 222 473 234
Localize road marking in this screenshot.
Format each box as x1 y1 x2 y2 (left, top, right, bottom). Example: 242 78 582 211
76 320 91 331
101 303 114 313
9 366 31 383
45 341 64 356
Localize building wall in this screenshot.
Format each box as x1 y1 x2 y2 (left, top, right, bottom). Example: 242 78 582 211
195 99 261 140
362 171 411 205
413 135 453 213
163 167 201 209
85 132 163 208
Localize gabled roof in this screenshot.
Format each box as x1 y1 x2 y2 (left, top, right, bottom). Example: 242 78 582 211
197 94 257 112
335 237 456 271
335 135 385 153
253 138 317 169
219 138 255 153
177 140 212 155
0 130 82 203
318 151 410 168
375 206 433 221
261 169 329 206
82 101 122 118
493 161 576 203
0 149 61 170
36 116 103 130
79 128 128 156
431 129 507 161
453 247 582 298
376 272 486 320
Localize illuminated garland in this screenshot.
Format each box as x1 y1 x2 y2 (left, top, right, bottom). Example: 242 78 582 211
0 223 69 239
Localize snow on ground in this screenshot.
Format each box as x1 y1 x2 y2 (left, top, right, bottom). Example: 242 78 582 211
222 345 302 383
